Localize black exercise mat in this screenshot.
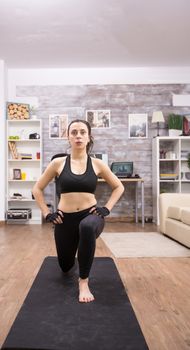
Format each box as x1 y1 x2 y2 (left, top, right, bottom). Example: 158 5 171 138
2 257 148 350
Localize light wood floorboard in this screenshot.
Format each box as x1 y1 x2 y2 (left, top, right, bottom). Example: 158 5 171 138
0 222 190 350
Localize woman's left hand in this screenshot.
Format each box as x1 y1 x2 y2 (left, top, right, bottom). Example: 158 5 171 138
89 206 110 218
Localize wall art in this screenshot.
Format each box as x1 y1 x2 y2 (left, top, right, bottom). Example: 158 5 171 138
49 114 68 139
86 110 110 128
128 113 148 138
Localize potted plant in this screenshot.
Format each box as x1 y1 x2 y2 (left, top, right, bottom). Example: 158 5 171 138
168 113 183 136
30 105 38 119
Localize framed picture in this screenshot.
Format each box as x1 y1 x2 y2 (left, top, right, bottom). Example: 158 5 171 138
128 113 148 138
86 110 110 128
49 114 68 139
7 102 30 120
13 168 21 180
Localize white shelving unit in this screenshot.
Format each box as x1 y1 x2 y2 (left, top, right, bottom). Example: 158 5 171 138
6 119 42 224
152 136 190 225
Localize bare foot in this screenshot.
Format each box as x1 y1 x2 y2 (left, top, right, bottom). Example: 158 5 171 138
78 278 95 303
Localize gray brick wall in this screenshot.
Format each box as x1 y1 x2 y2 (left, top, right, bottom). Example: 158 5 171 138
16 84 190 220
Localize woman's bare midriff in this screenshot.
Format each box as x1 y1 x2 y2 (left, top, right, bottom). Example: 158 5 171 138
57 192 97 212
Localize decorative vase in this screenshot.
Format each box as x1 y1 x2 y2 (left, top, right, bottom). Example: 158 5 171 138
168 129 182 137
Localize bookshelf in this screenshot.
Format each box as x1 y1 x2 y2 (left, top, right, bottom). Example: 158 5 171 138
6 119 42 224
152 136 190 225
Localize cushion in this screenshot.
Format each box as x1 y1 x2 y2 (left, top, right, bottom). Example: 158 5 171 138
181 208 190 226
167 206 181 220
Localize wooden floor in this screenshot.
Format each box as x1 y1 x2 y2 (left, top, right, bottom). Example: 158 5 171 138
0 221 190 350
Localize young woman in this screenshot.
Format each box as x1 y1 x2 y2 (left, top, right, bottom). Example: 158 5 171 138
32 119 124 303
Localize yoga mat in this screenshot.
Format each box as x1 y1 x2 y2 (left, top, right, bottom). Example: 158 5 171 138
2 257 148 350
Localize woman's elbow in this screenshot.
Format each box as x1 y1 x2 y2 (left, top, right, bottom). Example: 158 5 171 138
116 183 124 196
120 183 125 194
32 184 39 198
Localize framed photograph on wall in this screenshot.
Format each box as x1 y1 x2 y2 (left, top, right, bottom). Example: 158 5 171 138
49 114 68 139
128 113 148 138
86 110 110 128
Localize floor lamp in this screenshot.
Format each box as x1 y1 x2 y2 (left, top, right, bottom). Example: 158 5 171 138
152 111 165 137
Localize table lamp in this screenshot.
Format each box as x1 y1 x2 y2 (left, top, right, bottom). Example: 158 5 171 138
152 111 164 137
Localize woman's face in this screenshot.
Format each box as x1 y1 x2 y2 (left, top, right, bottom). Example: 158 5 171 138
68 122 90 150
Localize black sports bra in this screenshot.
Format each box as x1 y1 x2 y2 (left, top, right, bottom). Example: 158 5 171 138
56 155 98 194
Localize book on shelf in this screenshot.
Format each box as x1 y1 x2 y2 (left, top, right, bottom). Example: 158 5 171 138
20 153 32 160
160 173 178 180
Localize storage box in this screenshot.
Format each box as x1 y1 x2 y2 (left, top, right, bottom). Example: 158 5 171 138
6 208 32 221
6 102 30 120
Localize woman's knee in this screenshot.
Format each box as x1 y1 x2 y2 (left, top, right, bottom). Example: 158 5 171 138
79 217 94 242
79 214 104 238
58 257 75 273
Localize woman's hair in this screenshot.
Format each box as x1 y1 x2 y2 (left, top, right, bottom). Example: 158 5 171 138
67 119 94 154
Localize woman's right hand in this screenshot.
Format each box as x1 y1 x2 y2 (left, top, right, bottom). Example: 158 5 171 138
45 209 64 224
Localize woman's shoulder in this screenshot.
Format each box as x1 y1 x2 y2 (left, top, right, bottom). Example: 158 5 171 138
90 156 106 165
90 156 109 172
52 155 67 164
51 156 67 172
90 156 101 164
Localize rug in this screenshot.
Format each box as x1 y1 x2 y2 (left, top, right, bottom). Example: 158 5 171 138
101 232 190 258
2 257 148 350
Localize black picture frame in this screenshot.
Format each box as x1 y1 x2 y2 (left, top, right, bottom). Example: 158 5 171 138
13 168 22 180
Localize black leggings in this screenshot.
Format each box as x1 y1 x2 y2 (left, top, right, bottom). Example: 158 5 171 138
54 207 105 279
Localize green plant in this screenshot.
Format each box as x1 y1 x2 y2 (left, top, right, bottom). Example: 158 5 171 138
168 113 183 130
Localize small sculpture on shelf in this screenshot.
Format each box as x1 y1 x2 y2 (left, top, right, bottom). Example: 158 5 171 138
8 141 19 159
160 149 166 159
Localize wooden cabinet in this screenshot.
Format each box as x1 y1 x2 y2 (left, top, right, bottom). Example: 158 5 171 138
152 136 190 225
6 119 42 224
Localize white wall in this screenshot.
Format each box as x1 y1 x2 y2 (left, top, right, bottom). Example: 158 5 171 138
0 60 7 221
7 67 190 99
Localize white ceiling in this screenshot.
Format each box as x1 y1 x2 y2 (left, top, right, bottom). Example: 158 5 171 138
0 0 190 69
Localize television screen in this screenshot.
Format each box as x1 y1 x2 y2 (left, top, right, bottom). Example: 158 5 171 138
111 162 133 177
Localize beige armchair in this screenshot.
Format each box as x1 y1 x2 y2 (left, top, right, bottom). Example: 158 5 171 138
159 193 190 248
